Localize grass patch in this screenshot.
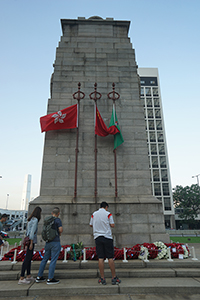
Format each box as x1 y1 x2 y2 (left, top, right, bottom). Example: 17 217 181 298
170 236 200 243
5 238 22 245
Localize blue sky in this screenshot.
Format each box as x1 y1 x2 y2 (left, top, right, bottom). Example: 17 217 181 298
0 0 200 210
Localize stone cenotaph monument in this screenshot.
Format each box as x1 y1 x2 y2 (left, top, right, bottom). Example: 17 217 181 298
30 16 169 247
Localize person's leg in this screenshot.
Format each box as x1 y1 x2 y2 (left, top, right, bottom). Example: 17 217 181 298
48 242 61 280
108 258 116 278
104 238 116 278
26 245 34 278
37 243 51 277
20 247 33 279
98 258 105 278
95 236 106 280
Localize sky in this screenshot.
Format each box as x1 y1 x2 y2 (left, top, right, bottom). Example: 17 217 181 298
0 0 200 210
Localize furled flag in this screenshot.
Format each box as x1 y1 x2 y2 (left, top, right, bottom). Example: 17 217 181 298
40 104 78 133
109 106 124 149
95 106 119 137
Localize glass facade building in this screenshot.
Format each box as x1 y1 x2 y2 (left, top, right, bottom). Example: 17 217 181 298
138 68 175 229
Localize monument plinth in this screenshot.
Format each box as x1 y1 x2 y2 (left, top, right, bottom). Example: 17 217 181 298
30 16 169 247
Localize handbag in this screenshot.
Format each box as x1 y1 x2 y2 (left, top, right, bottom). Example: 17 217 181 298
23 236 31 249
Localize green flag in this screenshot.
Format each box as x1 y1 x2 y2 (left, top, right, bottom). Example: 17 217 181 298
109 106 124 149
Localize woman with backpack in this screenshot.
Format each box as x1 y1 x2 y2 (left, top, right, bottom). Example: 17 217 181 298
18 206 42 284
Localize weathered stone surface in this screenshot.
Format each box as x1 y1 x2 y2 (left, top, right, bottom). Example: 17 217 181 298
30 17 169 247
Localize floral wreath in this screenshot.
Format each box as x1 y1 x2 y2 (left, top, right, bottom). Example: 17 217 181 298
153 241 168 259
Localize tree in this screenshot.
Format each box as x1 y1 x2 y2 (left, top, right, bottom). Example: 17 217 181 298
173 184 200 227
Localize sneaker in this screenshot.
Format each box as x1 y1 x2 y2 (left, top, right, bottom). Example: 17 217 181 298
98 277 106 285
18 278 30 285
47 278 60 285
26 276 35 282
112 276 121 285
36 276 46 283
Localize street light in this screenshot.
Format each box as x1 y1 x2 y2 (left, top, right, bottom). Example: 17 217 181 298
6 194 9 210
192 174 200 186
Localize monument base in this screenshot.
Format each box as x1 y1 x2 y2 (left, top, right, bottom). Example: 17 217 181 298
29 195 170 248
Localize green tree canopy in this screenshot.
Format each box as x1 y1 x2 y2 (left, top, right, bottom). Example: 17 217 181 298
173 184 200 222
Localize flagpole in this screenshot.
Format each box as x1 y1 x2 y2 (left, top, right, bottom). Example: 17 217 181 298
89 83 102 202
73 83 85 200
107 83 120 198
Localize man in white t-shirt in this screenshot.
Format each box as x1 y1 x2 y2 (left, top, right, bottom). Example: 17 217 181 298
90 202 121 285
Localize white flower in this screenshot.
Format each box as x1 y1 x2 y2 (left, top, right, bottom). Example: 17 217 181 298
138 246 149 260
52 111 66 124
154 241 168 259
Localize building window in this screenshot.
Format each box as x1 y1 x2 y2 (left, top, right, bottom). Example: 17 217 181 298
157 132 164 142
160 156 167 168
141 87 144 96
153 170 160 181
164 197 171 210
141 80 145 84
154 183 161 195
163 183 170 196
146 98 152 107
156 120 162 130
152 156 159 168
158 144 165 155
145 87 151 97
155 109 161 118
154 98 160 107
161 169 168 181
153 87 159 96
151 144 157 155
147 109 154 118
150 132 156 142
148 120 155 130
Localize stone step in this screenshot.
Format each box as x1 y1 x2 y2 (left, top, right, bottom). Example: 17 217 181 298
1 277 200 298
1 258 200 272
1 268 200 281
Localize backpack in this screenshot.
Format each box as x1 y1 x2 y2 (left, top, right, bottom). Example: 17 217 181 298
41 216 58 242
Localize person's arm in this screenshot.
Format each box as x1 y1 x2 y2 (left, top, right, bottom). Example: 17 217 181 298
29 219 38 250
108 214 115 228
89 215 93 227
58 226 63 235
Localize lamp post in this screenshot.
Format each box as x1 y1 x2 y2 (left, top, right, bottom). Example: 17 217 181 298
6 194 9 210
192 174 200 186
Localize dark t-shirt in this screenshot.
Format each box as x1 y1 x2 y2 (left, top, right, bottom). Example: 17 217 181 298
50 217 62 243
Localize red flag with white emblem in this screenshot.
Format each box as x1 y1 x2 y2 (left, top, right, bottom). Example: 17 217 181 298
40 104 78 133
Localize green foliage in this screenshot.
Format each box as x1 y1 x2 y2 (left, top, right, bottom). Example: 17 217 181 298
68 242 84 261
173 184 200 222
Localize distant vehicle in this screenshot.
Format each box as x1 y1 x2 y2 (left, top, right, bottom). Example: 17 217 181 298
1 231 9 238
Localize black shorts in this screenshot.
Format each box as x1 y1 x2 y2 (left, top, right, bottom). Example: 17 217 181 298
95 236 114 259
0 239 3 246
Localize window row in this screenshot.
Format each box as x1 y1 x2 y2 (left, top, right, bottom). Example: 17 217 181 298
143 97 160 108
147 132 164 143
149 143 165 155
146 120 163 131
157 197 172 211
149 156 167 168
152 169 169 182
144 108 161 119
153 182 170 197
141 87 159 97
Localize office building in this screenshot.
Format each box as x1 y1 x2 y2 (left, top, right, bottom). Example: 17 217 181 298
138 68 175 229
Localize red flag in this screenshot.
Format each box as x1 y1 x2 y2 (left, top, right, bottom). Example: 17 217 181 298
95 106 119 137
40 104 78 133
